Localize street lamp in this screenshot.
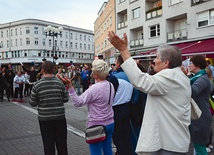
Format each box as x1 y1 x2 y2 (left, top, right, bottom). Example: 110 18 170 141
44 25 63 64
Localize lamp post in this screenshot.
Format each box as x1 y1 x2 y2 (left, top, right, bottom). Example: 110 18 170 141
44 25 63 64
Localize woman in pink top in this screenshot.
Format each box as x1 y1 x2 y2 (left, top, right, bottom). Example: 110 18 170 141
58 59 115 155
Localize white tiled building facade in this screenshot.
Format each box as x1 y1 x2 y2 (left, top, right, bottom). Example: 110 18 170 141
0 19 94 66
116 0 214 58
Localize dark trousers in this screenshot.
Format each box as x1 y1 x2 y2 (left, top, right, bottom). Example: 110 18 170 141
14 84 23 99
113 103 133 155
24 83 29 96
82 80 89 92
9 81 14 98
39 118 68 155
0 84 10 100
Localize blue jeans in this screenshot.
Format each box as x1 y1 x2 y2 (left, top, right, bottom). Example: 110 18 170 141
74 80 80 94
89 123 114 155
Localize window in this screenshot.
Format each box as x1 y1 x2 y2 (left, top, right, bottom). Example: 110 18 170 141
35 38 39 45
26 38 30 45
88 44 90 50
20 38 22 46
6 30 9 37
197 9 214 27
60 41 63 47
66 32 68 39
71 33 73 39
71 42 73 48
34 27 38 34
20 28 22 35
84 35 86 41
168 0 183 5
0 41 3 48
15 29 18 36
80 43 82 49
15 39 18 46
55 40 57 46
150 24 160 37
110 17 112 25
80 34 82 40
1 31 3 38
75 34 78 40
75 43 78 49
65 41 68 48
132 7 140 19
11 29 13 36
88 36 90 42
43 38 46 46
118 0 125 4
7 40 9 47
49 39 51 46
11 40 13 47
26 27 30 34
84 44 86 50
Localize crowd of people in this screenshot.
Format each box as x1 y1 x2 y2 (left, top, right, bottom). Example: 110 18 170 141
1 31 214 155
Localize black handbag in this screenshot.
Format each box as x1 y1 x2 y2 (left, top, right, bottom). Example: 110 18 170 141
84 82 111 144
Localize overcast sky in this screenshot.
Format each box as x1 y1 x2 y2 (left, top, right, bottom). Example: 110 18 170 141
0 0 104 31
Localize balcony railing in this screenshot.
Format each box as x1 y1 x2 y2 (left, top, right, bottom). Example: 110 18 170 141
167 29 188 42
130 39 144 48
146 6 162 20
118 21 128 30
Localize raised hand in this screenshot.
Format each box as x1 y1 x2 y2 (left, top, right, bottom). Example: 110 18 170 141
57 74 72 87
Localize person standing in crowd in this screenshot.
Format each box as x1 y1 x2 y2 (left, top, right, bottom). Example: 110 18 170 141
80 65 90 92
29 61 69 155
24 72 30 97
206 60 214 79
0 67 10 102
108 31 191 155
21 63 41 94
6 64 15 98
110 54 134 155
13 71 25 101
58 59 115 155
189 55 212 155
73 66 81 95
56 68 65 79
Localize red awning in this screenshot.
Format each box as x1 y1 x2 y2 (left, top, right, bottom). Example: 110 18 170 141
136 38 214 58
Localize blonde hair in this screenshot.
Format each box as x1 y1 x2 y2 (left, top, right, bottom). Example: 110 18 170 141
92 59 109 79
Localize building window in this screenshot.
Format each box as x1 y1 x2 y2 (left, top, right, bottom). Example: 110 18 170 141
7 40 9 47
15 29 18 36
65 41 68 48
132 7 140 19
20 28 22 35
49 39 51 46
168 0 183 5
26 27 30 34
55 40 57 46
80 43 82 49
11 40 13 47
15 39 18 46
43 38 46 46
26 38 30 45
11 29 13 36
84 35 86 41
0 41 3 48
71 42 73 49
6 30 9 37
1 31 3 38
84 44 86 50
88 36 90 42
88 44 90 50
66 32 68 39
75 34 78 40
150 24 160 37
80 34 82 40
35 38 39 45
20 38 22 46
34 27 38 34
110 17 112 25
60 41 63 47
118 0 125 4
71 33 73 39
197 9 214 27
75 43 78 49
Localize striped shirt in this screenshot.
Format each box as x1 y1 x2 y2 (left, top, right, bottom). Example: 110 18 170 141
29 76 69 121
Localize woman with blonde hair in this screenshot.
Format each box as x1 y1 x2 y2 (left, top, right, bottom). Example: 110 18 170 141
58 59 115 155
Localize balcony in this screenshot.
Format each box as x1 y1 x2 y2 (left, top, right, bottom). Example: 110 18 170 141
167 29 188 42
130 39 144 48
146 6 162 20
191 0 211 6
118 21 128 30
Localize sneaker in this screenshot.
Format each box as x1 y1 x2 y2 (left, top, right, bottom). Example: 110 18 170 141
206 147 211 153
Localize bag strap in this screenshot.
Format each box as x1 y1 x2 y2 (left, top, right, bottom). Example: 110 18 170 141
108 82 111 105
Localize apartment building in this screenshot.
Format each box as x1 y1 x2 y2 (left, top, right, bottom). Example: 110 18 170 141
94 0 116 64
0 19 94 67
116 0 214 62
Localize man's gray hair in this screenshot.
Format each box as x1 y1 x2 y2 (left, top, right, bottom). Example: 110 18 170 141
157 44 182 69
